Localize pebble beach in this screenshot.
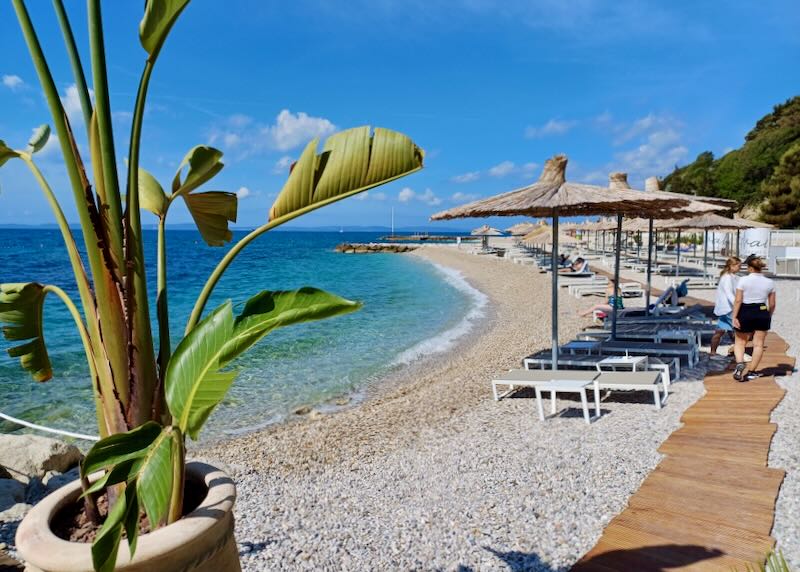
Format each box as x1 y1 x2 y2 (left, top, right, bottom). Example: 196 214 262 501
198 246 707 571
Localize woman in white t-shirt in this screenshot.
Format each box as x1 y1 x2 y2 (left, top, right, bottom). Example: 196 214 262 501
710 256 741 355
731 255 777 382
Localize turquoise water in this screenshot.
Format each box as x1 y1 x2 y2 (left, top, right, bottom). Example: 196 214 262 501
0 229 478 440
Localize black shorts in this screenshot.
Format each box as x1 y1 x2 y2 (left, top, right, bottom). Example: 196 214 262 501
736 303 771 333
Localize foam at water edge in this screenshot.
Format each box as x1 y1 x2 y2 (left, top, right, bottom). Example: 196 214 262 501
390 263 489 366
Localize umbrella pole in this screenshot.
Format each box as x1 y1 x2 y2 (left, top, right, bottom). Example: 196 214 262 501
737 229 741 257
551 213 560 371
646 219 654 315
611 214 623 341
676 230 681 278
704 230 709 277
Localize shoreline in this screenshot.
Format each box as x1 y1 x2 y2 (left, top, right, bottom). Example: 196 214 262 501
195 247 496 447
196 245 706 570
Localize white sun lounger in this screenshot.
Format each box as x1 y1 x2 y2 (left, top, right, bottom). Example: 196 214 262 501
593 370 669 409
491 369 599 401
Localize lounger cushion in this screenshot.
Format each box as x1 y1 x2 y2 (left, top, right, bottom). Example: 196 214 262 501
595 371 661 386
494 370 599 383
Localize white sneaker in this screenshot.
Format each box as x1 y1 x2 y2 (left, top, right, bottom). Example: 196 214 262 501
716 344 733 356
744 354 753 363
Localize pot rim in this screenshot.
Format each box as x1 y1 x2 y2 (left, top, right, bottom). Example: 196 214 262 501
15 461 236 570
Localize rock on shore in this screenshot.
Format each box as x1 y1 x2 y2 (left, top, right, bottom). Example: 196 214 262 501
335 242 418 254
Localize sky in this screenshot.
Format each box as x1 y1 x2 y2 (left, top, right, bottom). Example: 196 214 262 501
1 0 799 231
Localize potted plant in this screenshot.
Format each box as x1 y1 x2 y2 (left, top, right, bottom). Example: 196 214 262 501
1 1 423 570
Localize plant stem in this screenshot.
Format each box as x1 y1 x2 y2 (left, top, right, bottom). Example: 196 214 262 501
124 60 159 426
23 156 107 433
51 0 92 134
86 0 124 265
14 0 129 435
184 166 422 333
80 474 100 525
155 216 170 423
167 427 184 525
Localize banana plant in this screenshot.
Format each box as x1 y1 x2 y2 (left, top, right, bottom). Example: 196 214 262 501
1 1 423 570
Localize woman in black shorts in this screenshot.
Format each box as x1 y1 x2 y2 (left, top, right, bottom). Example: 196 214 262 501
731 255 777 381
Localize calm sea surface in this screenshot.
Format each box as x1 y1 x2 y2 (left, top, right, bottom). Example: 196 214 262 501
0 229 481 440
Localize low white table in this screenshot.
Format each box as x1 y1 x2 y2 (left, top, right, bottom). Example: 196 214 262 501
534 379 601 424
596 355 648 372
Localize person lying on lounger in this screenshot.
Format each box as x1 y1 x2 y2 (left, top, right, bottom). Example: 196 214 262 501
558 257 586 273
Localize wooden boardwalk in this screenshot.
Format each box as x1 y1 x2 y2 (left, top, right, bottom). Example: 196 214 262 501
572 326 794 571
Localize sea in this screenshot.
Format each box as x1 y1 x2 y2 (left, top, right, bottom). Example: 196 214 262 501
0 229 485 441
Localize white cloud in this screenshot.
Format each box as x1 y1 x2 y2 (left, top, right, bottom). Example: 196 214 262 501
451 171 480 183
594 111 613 126
272 155 294 174
264 109 336 151
355 190 388 202
112 111 133 123
488 160 516 177
418 188 441 205
223 133 241 147
236 186 251 199
228 114 252 128
60 83 94 123
524 118 578 139
398 187 415 203
2 75 24 90
520 162 539 177
398 187 440 205
451 191 478 203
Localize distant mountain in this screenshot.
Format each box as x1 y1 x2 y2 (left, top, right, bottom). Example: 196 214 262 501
661 96 800 211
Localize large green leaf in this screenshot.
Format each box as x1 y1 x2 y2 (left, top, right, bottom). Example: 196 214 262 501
0 140 21 168
269 126 424 221
183 191 237 246
171 145 224 198
82 421 163 476
167 289 360 440
220 288 361 365
27 124 50 153
92 483 138 572
139 0 191 61
165 302 235 439
84 422 176 572
0 283 51 381
138 167 168 217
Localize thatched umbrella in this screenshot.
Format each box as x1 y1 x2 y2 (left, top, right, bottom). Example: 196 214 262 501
431 154 692 368
637 176 737 309
471 224 503 249
506 221 539 236
664 213 756 276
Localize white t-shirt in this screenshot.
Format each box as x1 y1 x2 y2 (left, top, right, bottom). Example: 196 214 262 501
737 273 775 304
714 273 738 316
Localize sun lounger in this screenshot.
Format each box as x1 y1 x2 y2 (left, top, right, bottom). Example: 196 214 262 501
491 369 599 401
593 370 668 409
597 341 696 369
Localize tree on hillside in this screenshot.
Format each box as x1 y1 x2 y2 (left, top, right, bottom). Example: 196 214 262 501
662 96 800 205
761 141 800 227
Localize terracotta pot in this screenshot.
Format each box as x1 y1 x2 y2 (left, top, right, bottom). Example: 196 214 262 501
16 462 240 572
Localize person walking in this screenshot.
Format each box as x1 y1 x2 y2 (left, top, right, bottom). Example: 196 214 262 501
732 255 776 382
710 256 741 355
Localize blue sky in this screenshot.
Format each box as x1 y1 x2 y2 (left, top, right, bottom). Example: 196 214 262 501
1 0 798 231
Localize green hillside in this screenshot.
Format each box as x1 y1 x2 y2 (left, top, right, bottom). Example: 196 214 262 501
661 96 800 213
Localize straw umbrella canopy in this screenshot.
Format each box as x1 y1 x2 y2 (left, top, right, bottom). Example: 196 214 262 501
430 154 693 369
471 224 503 249
506 221 539 236
663 214 756 275
471 224 503 236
